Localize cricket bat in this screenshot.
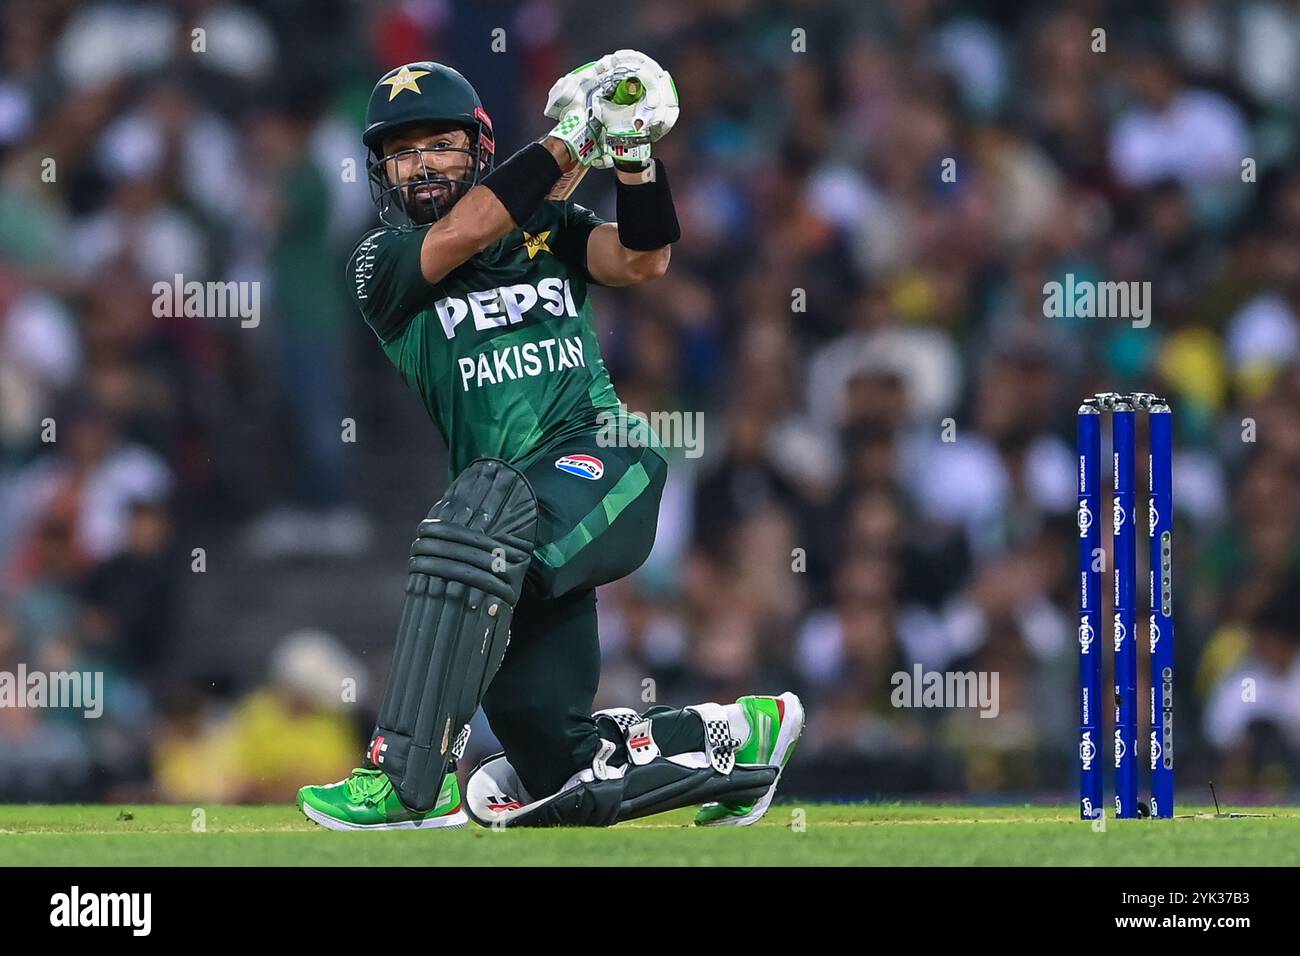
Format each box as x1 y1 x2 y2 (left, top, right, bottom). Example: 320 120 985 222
547 163 590 200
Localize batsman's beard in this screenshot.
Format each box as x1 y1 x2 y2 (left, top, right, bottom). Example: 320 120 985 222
402 178 467 221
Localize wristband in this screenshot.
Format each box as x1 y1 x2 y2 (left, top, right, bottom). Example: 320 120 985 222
616 158 680 250
481 142 564 226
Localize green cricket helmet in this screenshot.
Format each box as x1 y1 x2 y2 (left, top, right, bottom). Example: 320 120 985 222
362 62 496 227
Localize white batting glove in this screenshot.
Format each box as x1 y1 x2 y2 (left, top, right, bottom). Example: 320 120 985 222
544 62 610 167
592 50 679 158
545 51 679 171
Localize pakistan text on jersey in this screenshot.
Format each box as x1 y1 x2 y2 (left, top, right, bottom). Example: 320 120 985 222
436 278 580 339
459 336 587 391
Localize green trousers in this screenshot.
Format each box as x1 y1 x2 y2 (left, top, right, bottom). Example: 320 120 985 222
481 433 705 796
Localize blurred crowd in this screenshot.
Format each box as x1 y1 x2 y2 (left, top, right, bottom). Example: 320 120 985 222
1 0 1299 804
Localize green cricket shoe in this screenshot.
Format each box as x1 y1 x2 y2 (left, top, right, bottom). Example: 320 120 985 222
297 768 467 831
694 691 804 827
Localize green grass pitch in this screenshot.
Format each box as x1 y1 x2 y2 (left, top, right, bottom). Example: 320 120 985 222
2 804 1298 866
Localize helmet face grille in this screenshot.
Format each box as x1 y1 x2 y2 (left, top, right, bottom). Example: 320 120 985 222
366 124 495 228
360 62 495 227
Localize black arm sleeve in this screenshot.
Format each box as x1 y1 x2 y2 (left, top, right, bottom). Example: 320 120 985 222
481 142 565 227
615 159 680 251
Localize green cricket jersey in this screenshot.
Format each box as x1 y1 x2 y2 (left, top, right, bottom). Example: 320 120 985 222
347 200 641 477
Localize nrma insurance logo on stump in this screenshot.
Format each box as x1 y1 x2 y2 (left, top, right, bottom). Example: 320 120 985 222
1080 730 1097 771
1079 615 1095 653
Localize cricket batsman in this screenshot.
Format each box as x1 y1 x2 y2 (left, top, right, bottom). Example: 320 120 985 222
296 51 803 829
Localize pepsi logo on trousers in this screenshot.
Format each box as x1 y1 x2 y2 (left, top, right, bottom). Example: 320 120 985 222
555 454 604 480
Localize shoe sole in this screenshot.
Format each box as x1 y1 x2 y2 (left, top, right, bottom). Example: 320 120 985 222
698 692 805 827
299 801 469 831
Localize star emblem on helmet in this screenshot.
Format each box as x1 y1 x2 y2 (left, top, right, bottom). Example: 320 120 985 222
382 65 432 101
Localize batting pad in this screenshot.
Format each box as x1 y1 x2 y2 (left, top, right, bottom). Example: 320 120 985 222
464 750 778 828
371 459 538 812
